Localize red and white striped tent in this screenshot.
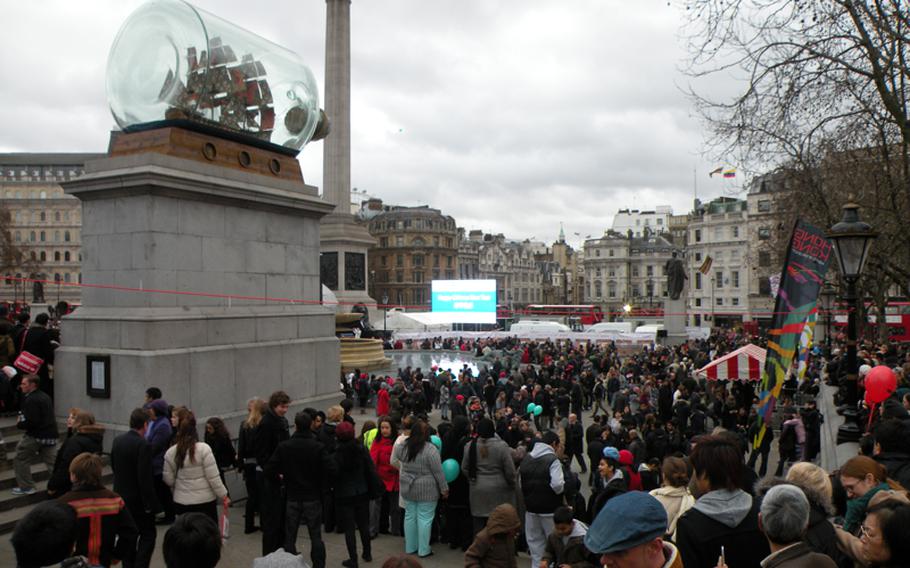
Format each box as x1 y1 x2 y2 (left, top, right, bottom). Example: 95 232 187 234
696 343 766 381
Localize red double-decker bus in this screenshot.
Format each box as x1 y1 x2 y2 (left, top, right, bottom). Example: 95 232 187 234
519 304 605 326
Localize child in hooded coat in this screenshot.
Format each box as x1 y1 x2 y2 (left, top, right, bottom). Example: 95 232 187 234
464 503 521 568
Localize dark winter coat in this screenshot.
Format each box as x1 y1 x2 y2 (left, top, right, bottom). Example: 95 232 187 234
48 425 105 495
17 388 57 440
542 520 597 568
464 503 521 568
873 451 910 490
676 489 770 568
265 430 333 502
58 485 138 568
254 409 290 467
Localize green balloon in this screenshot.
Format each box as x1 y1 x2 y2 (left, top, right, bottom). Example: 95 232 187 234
526 402 536 414
533 404 543 416
430 435 442 451
442 458 460 483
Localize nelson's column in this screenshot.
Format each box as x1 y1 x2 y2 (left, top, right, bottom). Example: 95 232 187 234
320 0 377 309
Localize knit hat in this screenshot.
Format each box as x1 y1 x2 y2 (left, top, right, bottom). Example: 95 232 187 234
618 449 634 466
584 491 668 554
603 446 620 461
336 421 355 441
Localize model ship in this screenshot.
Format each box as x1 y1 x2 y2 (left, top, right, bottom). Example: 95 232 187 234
157 37 308 142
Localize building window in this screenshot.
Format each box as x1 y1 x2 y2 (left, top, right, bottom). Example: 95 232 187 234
716 297 723 306
730 249 740 262
632 285 640 297
380 237 388 247
55 211 60 222
732 297 740 306
595 268 601 278
40 251 46 261
64 251 71 262
759 277 771 295
55 251 61 261
413 255 423 266
39 231 45 242
29 231 35 242
713 227 722 240
413 289 424 304
64 273 71 283
758 200 771 212
608 282 616 298
632 267 639 277
380 255 387 267
412 237 425 247
396 271 404 283
413 271 423 283
646 265 653 276
732 226 739 238
395 236 404 246
595 249 600 257
695 252 701 261
694 229 701 242
695 272 702 290
731 270 739 288
396 254 404 267
14 231 20 242
695 298 702 307
40 212 46 222
715 271 723 288
759 251 771 267
447 256 453 267
758 226 771 240
608 268 615 277
594 281 602 298
609 249 614 257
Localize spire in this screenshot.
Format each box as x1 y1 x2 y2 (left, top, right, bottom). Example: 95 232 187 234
558 222 565 243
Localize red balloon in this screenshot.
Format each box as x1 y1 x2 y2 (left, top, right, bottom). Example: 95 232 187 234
864 365 898 404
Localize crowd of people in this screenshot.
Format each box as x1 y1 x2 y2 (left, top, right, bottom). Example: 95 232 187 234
9 324 910 567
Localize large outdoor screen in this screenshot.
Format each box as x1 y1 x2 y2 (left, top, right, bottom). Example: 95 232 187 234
431 279 497 324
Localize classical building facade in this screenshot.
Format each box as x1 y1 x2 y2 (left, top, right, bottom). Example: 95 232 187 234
367 205 458 308
583 230 676 316
0 153 102 304
746 172 794 326
457 231 543 307
686 197 751 327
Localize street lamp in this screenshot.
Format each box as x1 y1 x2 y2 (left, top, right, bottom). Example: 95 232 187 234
818 282 837 358
827 202 877 444
382 293 389 334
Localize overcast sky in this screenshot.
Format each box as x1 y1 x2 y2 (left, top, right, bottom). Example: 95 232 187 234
0 0 745 248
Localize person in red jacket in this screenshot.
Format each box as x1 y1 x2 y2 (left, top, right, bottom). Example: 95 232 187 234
376 382 390 417
369 416 401 536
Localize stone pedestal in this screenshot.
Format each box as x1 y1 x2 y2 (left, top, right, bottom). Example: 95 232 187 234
662 294 688 346
320 213 376 308
55 146 341 439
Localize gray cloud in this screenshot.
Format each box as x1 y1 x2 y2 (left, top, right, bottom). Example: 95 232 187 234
1 0 746 248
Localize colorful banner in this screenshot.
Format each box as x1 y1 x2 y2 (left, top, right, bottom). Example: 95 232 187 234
754 220 833 449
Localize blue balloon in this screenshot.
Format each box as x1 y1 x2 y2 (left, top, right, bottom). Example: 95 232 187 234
442 458 460 483
533 404 543 416
526 402 536 414
430 434 442 451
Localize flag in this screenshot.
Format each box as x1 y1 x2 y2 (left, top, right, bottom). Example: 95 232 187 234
723 168 737 178
698 255 713 274
709 166 724 177
753 220 832 450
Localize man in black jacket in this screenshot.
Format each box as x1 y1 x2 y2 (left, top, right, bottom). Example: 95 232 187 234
111 408 161 568
564 413 587 473
256 390 291 555
265 411 335 568
12 374 58 495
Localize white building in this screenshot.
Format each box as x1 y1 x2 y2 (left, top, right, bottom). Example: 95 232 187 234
583 230 676 316
686 197 751 327
611 206 673 238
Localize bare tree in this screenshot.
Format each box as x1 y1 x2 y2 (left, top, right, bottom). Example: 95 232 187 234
683 0 910 336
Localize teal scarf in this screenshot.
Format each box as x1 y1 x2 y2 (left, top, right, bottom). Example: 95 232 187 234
844 482 889 533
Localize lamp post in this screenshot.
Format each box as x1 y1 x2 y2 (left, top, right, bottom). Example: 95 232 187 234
818 282 837 358
382 293 389 334
827 202 877 444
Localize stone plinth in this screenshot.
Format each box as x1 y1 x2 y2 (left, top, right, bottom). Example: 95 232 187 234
662 294 688 346
55 147 341 439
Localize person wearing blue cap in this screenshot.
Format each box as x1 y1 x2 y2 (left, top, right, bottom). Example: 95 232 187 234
584 491 682 568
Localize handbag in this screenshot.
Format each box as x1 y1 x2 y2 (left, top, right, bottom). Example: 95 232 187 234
13 331 43 375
